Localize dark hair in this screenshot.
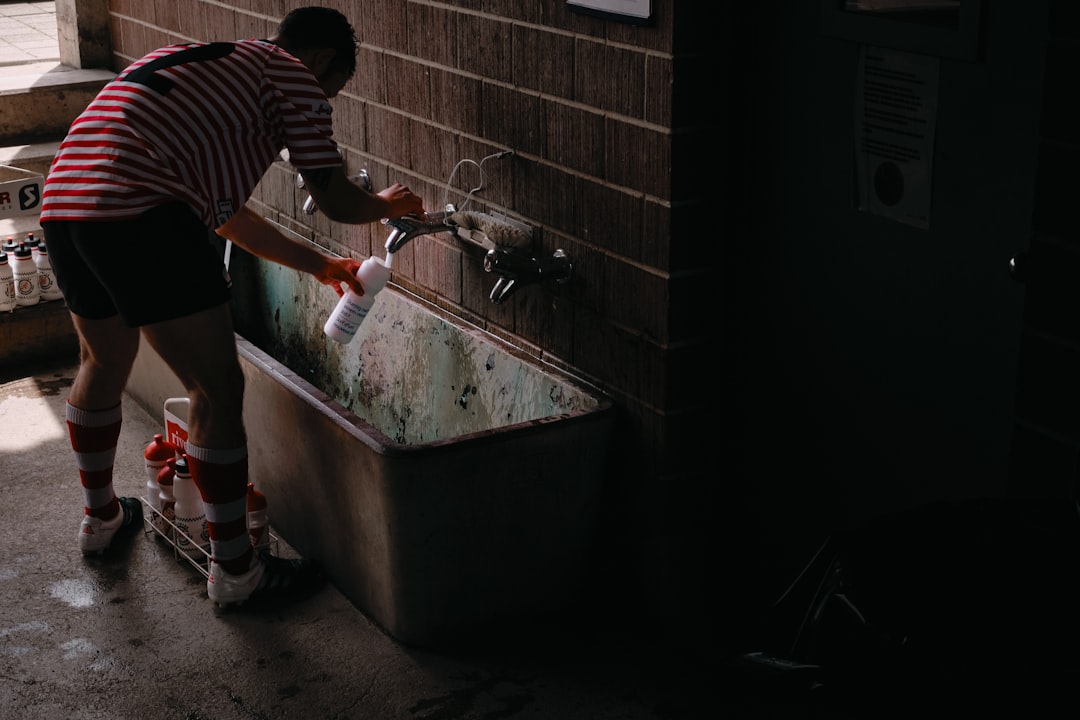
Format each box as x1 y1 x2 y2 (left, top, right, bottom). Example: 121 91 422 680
277 6 358 78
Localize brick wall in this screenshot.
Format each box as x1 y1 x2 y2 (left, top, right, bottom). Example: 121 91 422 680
105 0 720 648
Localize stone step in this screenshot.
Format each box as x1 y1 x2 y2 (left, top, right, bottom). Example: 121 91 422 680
0 61 113 145
0 299 77 378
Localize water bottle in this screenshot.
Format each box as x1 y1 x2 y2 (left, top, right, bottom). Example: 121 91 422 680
33 241 62 301
0 252 14 312
2 237 16 255
323 256 391 343
11 244 39 307
171 455 210 562
247 482 270 551
143 434 174 523
157 457 176 536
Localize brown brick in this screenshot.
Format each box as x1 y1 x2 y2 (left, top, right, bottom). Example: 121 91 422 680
543 99 604 177
339 219 380 261
355 46 387 105
480 83 543 157
454 138 517 210
640 199 671 271
362 0 408 53
384 55 431 119
645 54 673 127
203 4 238 41
510 160 578 238
330 93 365 152
176 1 208 41
153 0 180 32
605 118 670 199
409 122 461 192
457 14 511 82
413 237 463 304
406 2 456 67
142 27 170 54
235 12 271 41
578 179 643 258
512 281 574 361
512 25 574 98
575 39 645 118
605 1 674 53
429 67 483 136
607 261 668 345
572 308 658 404
366 106 411 168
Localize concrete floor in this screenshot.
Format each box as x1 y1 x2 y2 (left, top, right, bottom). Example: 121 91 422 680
0 358 728 720
0 1 57 66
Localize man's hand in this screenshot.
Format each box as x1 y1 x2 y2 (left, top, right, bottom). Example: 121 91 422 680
318 255 365 297
378 183 425 220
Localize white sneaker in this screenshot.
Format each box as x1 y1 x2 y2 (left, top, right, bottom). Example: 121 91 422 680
79 497 143 555
207 552 323 608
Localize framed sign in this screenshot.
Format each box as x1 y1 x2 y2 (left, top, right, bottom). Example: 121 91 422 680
567 0 652 25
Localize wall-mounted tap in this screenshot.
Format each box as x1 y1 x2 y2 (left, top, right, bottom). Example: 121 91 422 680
384 206 458 254
298 168 372 215
483 248 571 304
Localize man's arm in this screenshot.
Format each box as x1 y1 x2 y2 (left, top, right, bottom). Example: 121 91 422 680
301 166 424 222
217 206 365 297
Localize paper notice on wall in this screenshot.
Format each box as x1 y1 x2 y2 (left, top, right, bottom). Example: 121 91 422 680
855 46 940 229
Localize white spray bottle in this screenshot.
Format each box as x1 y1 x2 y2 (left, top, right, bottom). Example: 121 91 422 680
323 254 392 344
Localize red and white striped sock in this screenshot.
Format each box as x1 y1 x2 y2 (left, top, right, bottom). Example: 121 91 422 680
65 401 122 521
184 442 252 575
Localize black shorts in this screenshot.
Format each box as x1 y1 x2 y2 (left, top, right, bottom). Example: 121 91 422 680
42 203 231 327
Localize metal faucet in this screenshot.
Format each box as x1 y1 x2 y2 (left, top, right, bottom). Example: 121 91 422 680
483 248 572 304
384 206 458 254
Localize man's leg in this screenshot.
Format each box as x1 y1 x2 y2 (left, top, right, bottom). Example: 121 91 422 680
66 313 143 555
141 303 252 572
142 302 323 606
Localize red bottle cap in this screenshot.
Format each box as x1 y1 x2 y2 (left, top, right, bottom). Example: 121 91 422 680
145 432 175 461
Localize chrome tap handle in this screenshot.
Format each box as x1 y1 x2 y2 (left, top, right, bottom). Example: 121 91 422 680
483 248 571 303
353 168 372 192
490 276 517 304
383 209 458 253
541 249 572 284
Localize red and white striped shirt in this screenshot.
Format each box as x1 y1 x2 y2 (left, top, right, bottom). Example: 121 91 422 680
41 40 342 228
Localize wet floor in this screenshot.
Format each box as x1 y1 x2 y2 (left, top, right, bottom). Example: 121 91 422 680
0 358 725 719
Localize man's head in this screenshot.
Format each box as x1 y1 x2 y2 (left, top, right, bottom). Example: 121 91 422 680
271 6 358 98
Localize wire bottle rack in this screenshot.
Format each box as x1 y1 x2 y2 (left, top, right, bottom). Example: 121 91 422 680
140 397 277 579
140 500 277 580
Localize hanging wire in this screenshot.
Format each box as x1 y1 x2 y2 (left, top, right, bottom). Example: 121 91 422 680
441 151 513 212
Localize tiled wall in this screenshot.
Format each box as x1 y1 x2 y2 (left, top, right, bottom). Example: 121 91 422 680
1010 0 1080 500
105 0 718 644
